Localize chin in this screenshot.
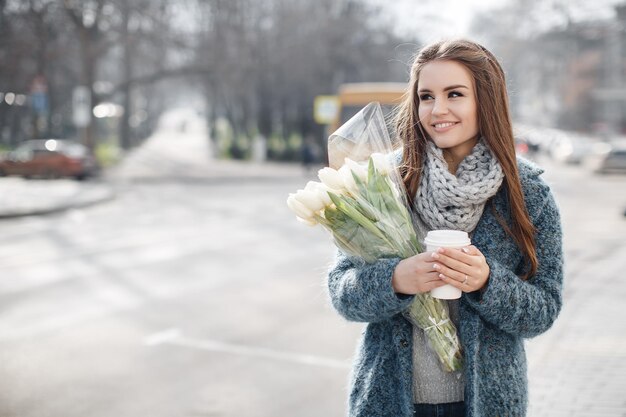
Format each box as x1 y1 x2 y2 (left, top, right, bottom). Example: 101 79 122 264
429 135 478 151
429 137 460 149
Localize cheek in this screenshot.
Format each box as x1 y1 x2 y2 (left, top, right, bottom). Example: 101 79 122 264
458 105 477 126
466 103 478 124
418 105 430 122
469 111 479 131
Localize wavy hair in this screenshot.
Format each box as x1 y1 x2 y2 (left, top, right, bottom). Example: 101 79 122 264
394 39 537 279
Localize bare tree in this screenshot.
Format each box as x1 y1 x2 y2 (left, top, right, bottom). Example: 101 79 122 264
194 0 408 159
1 0 411 161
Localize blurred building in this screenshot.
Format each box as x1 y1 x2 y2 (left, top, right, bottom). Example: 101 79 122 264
515 3 626 136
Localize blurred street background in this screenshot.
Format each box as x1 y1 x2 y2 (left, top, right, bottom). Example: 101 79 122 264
1 0 626 416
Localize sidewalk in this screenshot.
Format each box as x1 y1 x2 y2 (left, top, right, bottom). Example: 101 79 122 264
524 158 626 417
0 159 308 219
106 125 308 183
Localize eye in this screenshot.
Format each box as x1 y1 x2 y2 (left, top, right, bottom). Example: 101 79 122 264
449 91 464 98
419 93 433 101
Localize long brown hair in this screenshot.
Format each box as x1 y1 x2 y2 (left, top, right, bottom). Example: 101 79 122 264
395 39 537 279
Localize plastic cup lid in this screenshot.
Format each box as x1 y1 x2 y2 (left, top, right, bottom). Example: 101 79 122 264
424 229 471 246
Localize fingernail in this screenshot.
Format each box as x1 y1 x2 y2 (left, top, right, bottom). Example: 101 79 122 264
431 252 439 259
433 264 439 270
437 248 445 253
439 274 445 279
462 247 469 253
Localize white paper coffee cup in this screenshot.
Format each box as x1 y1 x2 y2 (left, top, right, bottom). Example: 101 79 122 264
425 230 471 300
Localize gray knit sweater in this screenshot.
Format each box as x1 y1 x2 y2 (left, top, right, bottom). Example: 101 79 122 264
327 157 564 417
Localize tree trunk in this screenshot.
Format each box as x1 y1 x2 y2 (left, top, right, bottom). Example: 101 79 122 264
78 25 95 154
119 2 133 150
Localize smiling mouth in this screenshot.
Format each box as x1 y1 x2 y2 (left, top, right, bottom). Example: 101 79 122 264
433 122 458 129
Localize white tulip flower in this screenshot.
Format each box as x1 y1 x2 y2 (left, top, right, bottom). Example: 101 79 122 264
302 181 331 211
294 188 325 213
344 157 368 181
286 193 315 222
311 181 333 206
370 152 391 175
317 167 345 191
338 164 358 193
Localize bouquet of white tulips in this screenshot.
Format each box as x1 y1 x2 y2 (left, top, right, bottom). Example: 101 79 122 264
287 103 463 372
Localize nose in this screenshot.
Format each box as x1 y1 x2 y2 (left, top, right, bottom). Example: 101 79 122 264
432 98 448 116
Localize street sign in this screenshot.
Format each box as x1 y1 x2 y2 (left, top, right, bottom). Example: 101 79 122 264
30 75 49 115
31 92 48 114
72 86 91 127
314 95 340 124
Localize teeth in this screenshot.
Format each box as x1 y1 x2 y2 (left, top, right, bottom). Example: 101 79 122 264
434 122 455 129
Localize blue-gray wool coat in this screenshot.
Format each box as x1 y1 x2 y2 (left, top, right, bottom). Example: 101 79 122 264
327 158 564 417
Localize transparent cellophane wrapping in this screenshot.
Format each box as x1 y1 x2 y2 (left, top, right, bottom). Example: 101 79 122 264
326 102 463 372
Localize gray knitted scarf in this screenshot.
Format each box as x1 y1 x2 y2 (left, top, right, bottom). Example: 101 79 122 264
413 139 504 233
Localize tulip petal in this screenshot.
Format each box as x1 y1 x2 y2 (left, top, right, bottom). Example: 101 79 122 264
318 167 345 190
370 152 391 175
287 193 314 219
294 189 325 213
344 157 368 181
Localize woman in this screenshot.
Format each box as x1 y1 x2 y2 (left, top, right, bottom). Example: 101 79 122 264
327 39 564 417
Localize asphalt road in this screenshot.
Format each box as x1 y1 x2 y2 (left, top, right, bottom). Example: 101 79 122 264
0 120 359 417
0 130 624 417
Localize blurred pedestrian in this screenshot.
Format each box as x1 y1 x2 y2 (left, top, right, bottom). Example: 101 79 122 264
327 39 564 417
252 134 267 163
301 134 317 173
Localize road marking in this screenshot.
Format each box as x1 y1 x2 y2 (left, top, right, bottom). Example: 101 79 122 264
145 328 350 370
144 328 182 346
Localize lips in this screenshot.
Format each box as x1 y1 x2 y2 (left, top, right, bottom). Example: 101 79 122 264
432 121 459 132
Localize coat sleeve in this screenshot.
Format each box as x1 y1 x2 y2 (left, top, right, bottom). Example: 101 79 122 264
463 189 564 338
327 251 415 323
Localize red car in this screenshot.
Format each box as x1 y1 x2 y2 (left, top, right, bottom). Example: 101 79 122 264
0 139 99 180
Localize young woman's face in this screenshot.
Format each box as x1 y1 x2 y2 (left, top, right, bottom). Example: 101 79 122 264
417 60 479 156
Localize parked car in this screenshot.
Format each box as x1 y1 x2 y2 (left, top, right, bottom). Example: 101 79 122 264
514 136 540 160
548 133 597 164
513 124 559 158
0 139 99 180
590 140 626 174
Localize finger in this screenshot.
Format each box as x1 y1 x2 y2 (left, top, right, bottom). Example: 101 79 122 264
434 246 481 267
423 280 447 291
424 271 443 282
431 252 471 274
461 245 480 255
438 273 466 291
420 258 443 274
432 261 467 283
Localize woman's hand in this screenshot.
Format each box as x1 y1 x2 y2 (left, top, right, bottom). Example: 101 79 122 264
392 252 447 295
431 245 490 292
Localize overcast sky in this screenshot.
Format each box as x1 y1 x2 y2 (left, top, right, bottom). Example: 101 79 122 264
365 0 505 41
367 0 624 42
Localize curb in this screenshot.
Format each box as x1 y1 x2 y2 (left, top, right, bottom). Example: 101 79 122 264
0 160 312 219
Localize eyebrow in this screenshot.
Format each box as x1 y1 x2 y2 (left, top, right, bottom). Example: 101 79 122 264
418 84 469 93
